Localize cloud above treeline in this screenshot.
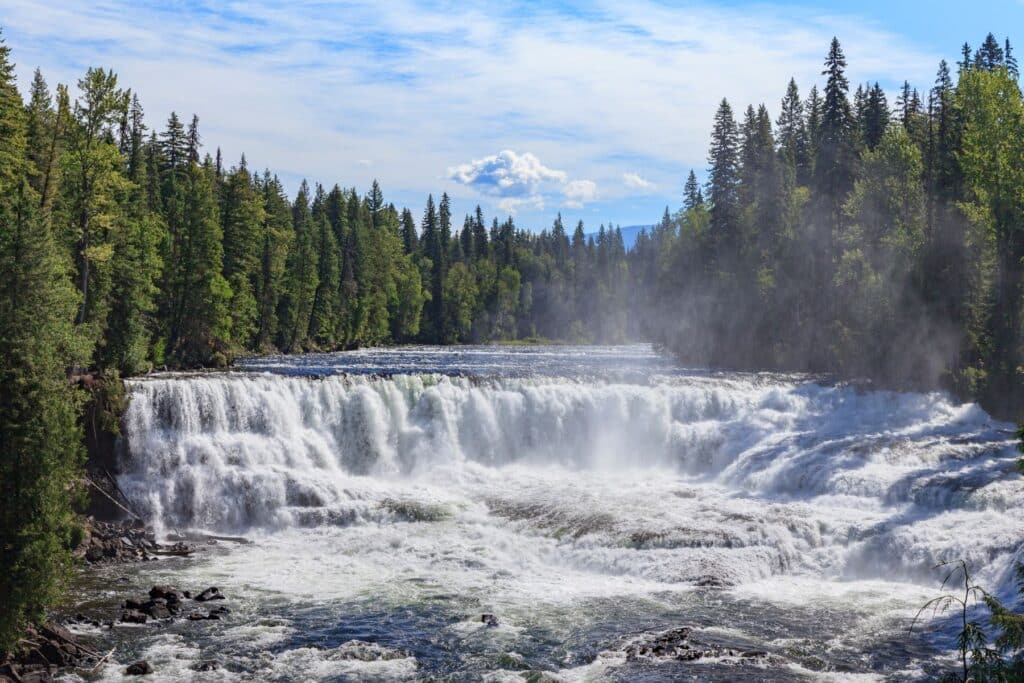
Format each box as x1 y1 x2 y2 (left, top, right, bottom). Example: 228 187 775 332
0 0 942 226
448 150 598 213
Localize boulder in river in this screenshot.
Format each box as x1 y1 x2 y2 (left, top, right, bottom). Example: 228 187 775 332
195 587 225 602
120 609 148 624
125 660 154 675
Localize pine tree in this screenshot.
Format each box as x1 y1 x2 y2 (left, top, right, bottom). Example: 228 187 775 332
255 173 291 350
0 32 87 651
975 33 1005 71
220 158 264 348
706 98 741 263
166 159 231 364
276 180 319 352
64 68 130 337
861 83 889 149
776 79 810 184
683 170 703 211
472 205 489 262
400 207 418 254
308 183 340 347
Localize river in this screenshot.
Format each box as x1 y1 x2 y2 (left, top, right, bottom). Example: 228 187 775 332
71 345 1024 680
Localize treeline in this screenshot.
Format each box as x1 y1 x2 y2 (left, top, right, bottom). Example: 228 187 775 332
632 34 1024 419
1 43 637 378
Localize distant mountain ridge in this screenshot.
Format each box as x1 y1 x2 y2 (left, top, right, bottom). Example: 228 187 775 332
586 224 651 250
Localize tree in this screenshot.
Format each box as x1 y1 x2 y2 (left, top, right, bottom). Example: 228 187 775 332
776 78 810 184
309 184 340 347
706 98 741 264
277 180 319 352
683 170 703 211
63 68 130 338
957 65 1024 412
219 158 264 348
0 32 87 651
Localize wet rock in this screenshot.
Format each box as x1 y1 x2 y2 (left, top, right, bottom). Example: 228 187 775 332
85 545 104 563
193 661 220 671
194 587 224 602
144 603 171 620
120 609 148 624
122 598 144 610
623 627 777 666
693 574 730 588
149 585 183 601
125 660 153 675
481 614 499 628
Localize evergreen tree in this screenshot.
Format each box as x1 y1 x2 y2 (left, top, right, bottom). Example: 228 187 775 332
0 33 87 651
220 158 264 347
706 98 741 263
309 183 341 347
776 79 810 184
683 170 703 211
276 180 319 352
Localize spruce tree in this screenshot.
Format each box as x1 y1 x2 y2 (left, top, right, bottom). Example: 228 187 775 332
0 32 87 652
277 180 319 352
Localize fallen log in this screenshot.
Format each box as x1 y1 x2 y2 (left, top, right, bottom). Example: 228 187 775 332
148 548 196 557
165 532 252 545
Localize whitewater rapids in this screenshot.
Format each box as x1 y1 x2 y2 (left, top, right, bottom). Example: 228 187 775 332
101 345 1024 680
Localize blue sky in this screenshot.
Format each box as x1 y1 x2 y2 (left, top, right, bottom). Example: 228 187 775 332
2 1 1018 230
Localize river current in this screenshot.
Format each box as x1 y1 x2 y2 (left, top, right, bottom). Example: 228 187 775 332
73 345 1024 680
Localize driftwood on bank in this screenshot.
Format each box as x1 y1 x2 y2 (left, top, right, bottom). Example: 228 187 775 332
165 532 253 545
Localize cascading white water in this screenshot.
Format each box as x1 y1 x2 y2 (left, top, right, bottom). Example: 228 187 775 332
121 366 1023 588
111 347 1024 680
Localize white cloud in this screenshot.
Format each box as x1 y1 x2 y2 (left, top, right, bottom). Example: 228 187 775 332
564 179 598 209
450 150 597 212
623 172 655 191
448 150 566 198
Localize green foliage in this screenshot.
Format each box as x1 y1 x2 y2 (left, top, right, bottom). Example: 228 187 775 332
913 561 1024 681
0 32 86 651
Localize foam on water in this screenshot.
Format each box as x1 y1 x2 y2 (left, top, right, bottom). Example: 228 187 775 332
106 346 1024 680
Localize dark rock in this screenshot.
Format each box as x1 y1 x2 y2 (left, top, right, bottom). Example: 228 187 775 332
149 585 183 602
187 611 206 621
144 603 171 619
122 598 144 610
120 609 148 624
481 614 499 628
693 574 730 588
194 587 224 602
193 661 220 671
182 590 192 599
85 545 104 562
117 576 130 583
125 660 153 675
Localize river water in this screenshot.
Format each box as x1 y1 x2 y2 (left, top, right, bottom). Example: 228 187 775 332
72 345 1024 680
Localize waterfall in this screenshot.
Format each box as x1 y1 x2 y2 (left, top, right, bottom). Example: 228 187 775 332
119 369 1024 592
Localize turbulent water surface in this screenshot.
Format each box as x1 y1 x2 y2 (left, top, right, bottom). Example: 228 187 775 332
78 345 1024 680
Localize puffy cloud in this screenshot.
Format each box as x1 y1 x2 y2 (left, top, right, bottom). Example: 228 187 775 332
450 150 596 213
623 172 655 190
564 179 598 209
448 150 566 198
